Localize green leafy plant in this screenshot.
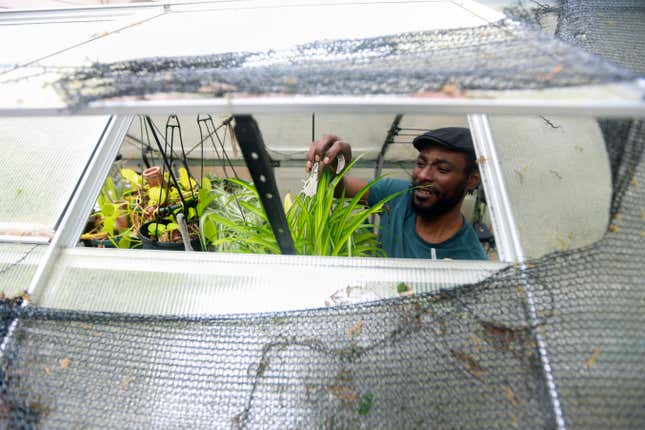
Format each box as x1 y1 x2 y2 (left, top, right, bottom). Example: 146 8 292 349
139 167 205 244
81 174 143 249
83 166 205 248
198 177 267 252
199 156 403 257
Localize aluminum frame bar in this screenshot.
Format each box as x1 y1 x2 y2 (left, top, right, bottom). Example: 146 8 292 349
3 95 644 118
467 114 521 262
26 114 133 299
467 113 566 430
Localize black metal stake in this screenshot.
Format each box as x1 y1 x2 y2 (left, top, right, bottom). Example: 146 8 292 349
145 116 190 216
233 115 296 255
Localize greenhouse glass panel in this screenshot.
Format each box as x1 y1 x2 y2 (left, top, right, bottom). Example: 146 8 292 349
0 115 110 240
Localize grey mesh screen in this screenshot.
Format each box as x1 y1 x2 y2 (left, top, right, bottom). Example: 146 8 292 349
557 0 645 75
55 19 634 107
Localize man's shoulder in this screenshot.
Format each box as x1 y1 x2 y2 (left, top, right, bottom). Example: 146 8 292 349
368 178 410 206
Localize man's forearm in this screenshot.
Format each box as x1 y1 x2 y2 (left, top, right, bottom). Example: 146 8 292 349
335 176 369 204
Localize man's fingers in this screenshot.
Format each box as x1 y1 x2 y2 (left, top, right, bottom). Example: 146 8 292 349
322 142 341 165
305 141 319 172
306 134 340 171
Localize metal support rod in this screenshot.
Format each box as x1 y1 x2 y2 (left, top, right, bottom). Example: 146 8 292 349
176 213 193 252
468 113 566 430
146 116 189 216
375 114 403 179
233 115 295 255
467 114 520 262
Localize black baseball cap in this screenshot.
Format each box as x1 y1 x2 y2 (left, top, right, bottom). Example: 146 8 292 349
412 127 475 159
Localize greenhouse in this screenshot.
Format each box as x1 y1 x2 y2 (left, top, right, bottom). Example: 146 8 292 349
0 0 644 428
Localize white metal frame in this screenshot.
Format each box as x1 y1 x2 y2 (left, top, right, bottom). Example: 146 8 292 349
26 115 133 298
468 113 566 430
467 113 523 262
2 96 644 118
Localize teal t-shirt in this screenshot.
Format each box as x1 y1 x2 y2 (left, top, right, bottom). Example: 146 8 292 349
367 178 487 260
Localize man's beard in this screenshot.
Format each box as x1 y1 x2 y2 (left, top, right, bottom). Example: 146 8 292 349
410 180 468 218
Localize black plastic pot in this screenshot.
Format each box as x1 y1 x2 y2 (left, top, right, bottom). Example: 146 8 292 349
138 220 202 251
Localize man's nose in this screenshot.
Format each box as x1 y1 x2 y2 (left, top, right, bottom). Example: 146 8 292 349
417 165 435 182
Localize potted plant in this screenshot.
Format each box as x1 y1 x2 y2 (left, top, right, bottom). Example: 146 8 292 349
81 175 143 249
136 166 207 251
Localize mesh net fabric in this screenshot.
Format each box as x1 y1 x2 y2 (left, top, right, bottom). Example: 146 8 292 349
54 19 634 107
0 123 643 428
557 0 645 76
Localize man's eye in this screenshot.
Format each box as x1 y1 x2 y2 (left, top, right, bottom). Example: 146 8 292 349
438 168 450 174
415 160 425 167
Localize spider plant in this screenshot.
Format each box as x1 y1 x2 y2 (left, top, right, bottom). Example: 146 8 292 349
198 176 267 252
199 156 403 257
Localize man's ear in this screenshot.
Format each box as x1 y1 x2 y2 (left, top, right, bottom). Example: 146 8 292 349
467 170 481 193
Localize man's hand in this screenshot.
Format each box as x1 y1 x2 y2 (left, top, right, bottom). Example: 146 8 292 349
305 134 368 201
306 134 352 174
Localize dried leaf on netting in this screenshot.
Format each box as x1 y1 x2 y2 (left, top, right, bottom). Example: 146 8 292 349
631 176 640 188
504 385 520 406
59 358 71 370
440 83 463 97
328 385 359 402
480 321 534 359
537 64 564 81
586 347 603 368
609 224 620 233
450 349 485 379
43 367 52 375
120 376 135 391
476 156 488 165
470 334 482 353
348 319 363 339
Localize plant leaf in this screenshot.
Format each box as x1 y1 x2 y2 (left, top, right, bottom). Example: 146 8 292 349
120 169 142 190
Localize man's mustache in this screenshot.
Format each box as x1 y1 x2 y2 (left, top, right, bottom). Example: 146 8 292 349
411 182 440 194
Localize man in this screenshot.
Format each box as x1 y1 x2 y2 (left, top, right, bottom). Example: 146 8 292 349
306 127 487 260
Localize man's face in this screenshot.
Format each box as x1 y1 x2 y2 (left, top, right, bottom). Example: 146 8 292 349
410 144 477 218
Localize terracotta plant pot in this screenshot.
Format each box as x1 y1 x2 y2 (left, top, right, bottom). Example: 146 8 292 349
143 166 163 187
